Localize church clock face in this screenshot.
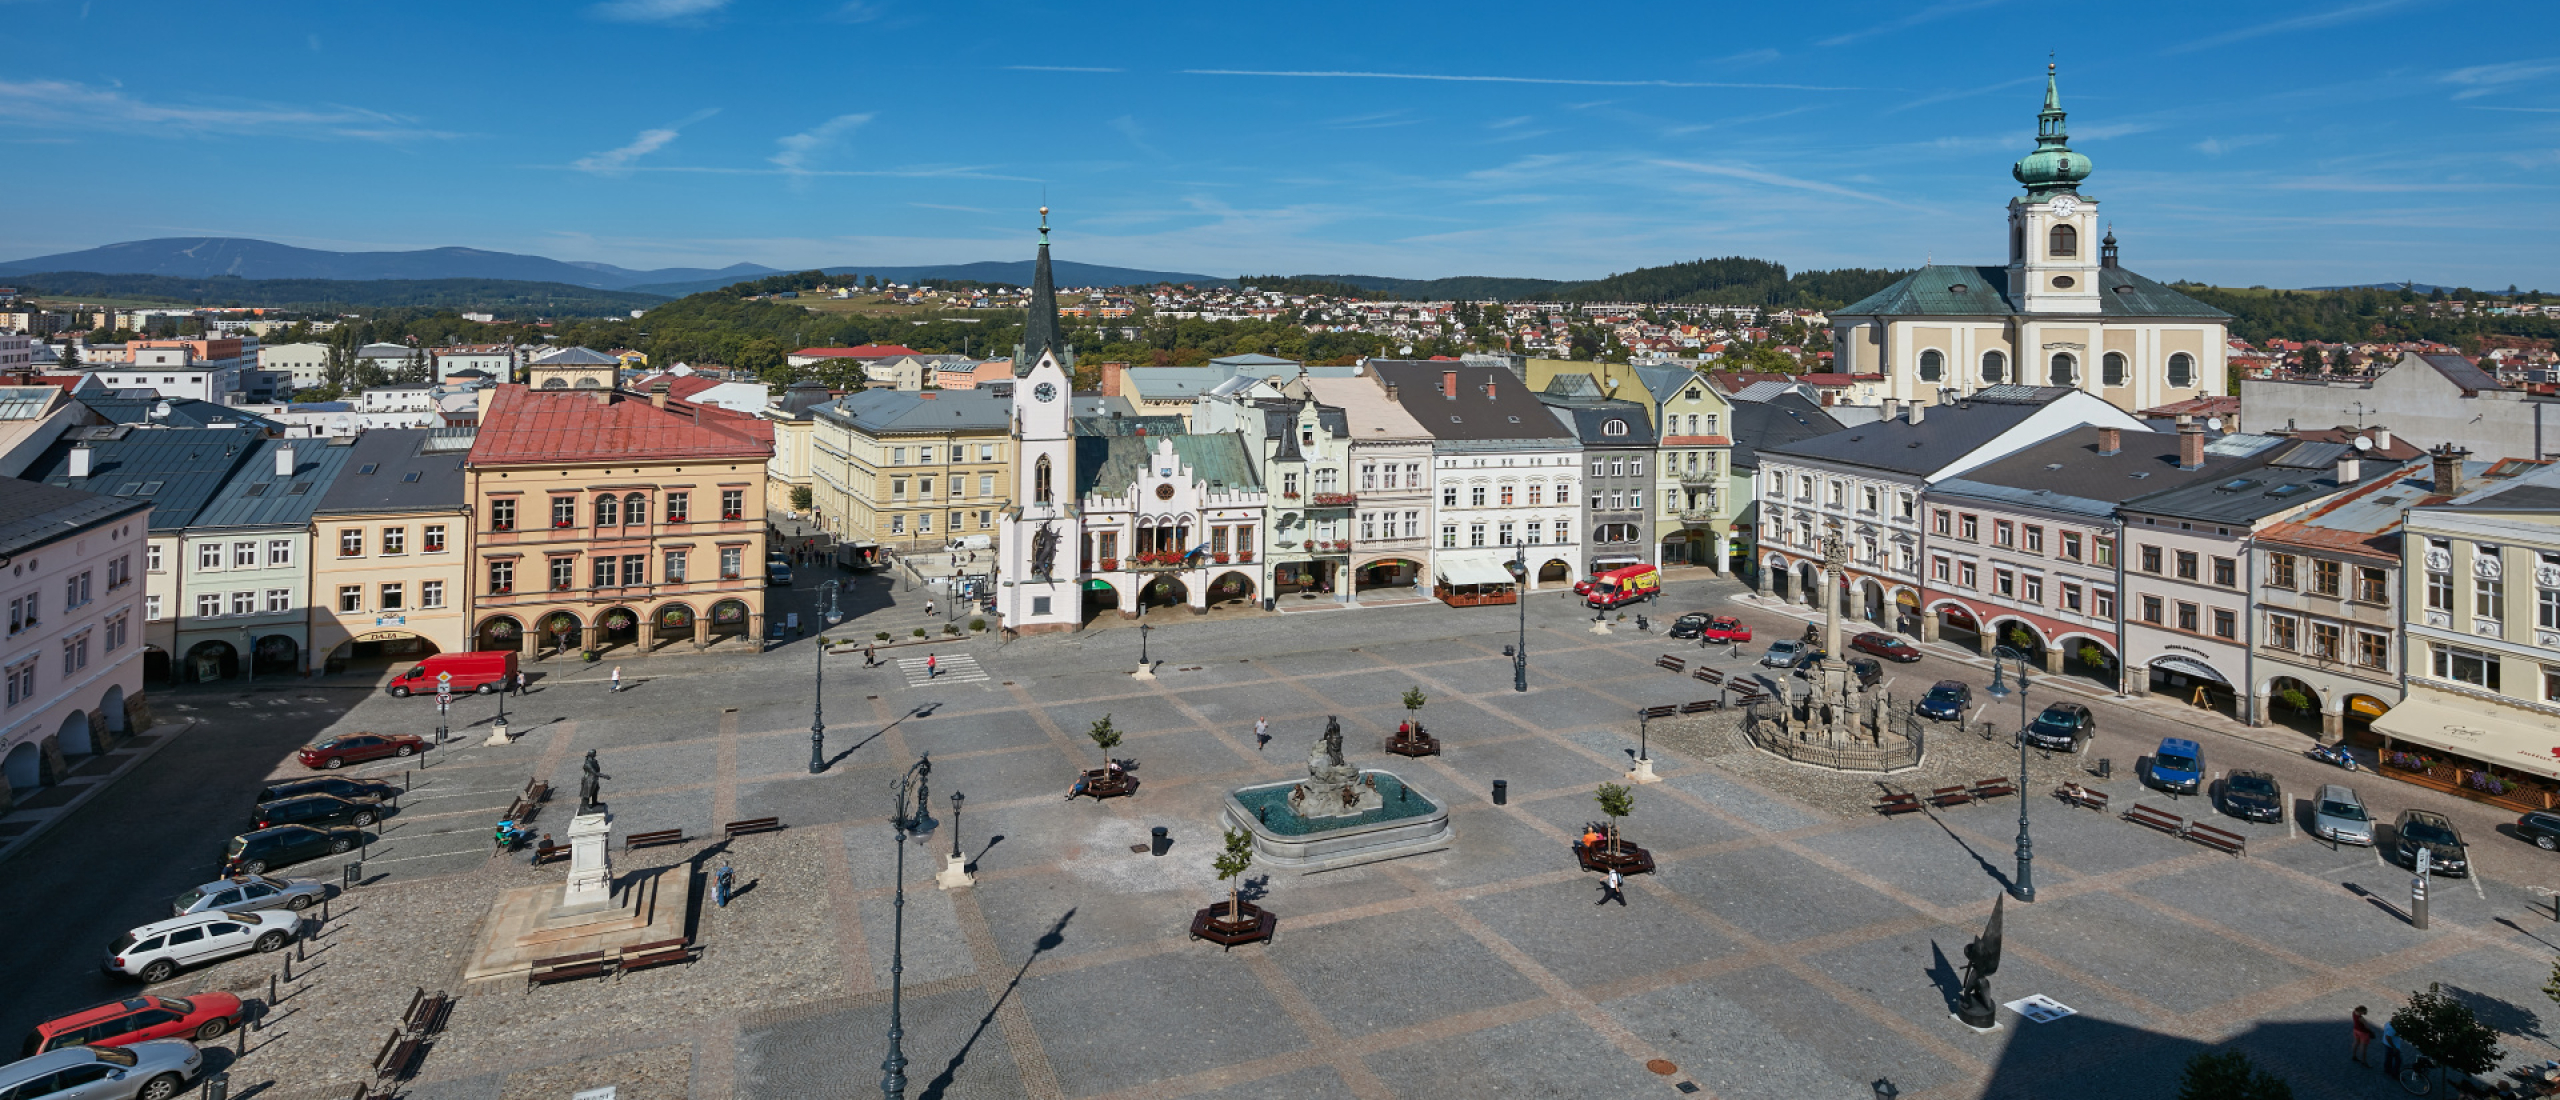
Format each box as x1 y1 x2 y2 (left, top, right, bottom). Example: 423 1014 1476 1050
1033 382 1057 402
2049 196 2080 218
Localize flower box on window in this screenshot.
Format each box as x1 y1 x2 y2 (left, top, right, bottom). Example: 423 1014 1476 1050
1238 551 1255 563
1100 558 1119 571
1213 552 1231 564
722 511 744 521
1281 492 1301 500
1311 492 1357 507
552 520 574 529
489 585 513 594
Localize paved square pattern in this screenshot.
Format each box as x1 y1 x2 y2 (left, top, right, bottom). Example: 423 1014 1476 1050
70 575 2560 1100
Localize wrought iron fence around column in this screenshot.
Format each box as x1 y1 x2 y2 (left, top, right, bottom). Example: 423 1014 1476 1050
1739 699 1926 773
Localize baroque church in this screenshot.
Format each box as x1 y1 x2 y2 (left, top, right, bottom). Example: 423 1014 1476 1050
1829 65 2232 414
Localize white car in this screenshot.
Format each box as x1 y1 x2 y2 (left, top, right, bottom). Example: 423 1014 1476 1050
172 874 328 918
0 1041 202 1100
105 910 301 984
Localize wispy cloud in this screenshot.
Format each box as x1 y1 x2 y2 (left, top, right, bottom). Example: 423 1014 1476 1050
2193 134 2278 156
1817 0 2007 47
1651 159 1908 207
1009 65 1123 74
589 0 726 22
0 78 454 140
2443 58 2560 100
825 1 882 23
1885 75 2039 115
2163 0 2416 54
1324 110 1426 130
1111 115 1160 156
1183 69 1863 91
771 112 871 175
1716 48 1781 67
574 109 717 174
2467 104 2560 113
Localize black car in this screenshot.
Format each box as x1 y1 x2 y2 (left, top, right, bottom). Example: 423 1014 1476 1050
2394 810 2469 876
1849 631 1922 663
1668 613 1710 639
1917 680 1971 721
2220 769 2284 823
222 825 360 876
2517 811 2560 852
2022 702 2095 751
256 776 397 805
251 794 384 831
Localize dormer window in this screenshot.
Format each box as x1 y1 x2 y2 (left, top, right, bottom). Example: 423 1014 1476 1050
1602 419 1628 436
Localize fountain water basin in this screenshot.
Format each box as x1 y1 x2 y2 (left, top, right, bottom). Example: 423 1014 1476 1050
1222 770 1452 871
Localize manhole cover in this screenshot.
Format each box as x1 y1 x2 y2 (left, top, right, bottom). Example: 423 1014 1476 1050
1675 1084 1700 1095
1646 1060 1678 1076
1128 843 1150 854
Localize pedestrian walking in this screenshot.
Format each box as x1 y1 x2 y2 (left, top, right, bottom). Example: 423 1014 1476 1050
716 863 735 907
926 598 936 617
610 666 622 693
1254 717 1269 750
515 670 529 696
2380 1021 2403 1078
2351 1005 2373 1066
1598 868 1626 906
926 653 938 679
864 644 878 668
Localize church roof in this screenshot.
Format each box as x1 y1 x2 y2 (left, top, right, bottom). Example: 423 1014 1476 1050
1017 209 1063 376
1074 432 1262 495
1834 264 2229 320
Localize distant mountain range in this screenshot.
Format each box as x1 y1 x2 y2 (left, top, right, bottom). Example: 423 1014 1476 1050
627 259 1231 297
0 238 779 291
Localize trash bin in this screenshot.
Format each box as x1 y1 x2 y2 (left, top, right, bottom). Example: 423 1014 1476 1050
1262 597 1276 612
2096 758 2113 780
1150 826 1171 857
1492 780 1509 805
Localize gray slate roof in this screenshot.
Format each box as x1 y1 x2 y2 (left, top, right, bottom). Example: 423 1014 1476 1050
1629 364 1708 407
314 430 469 514
1073 415 1187 437
24 424 268 531
532 346 620 366
0 477 152 557
1369 361 1577 444
1541 398 1657 448
1760 391 2062 476
1074 432 1262 496
2117 442 2354 524
1124 368 1237 402
192 437 359 530
79 394 277 431
2419 353 2504 395
815 389 1010 434
1931 426 2281 517
1836 264 2231 320
1726 393 1844 471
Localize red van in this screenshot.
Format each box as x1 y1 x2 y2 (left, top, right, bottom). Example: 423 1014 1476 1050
1583 564 1661 609
385 651 519 697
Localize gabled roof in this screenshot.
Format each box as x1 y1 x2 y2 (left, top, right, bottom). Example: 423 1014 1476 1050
1725 392 1843 471
469 385 773 465
1932 425 2279 517
314 429 470 514
814 388 1010 434
78 394 277 431
0 477 151 557
1629 364 1710 407
530 346 620 366
1835 264 2231 320
1368 360 1577 444
1074 432 1262 496
1761 388 2072 476
630 373 726 401
193 438 359 529
24 424 268 530
1543 399 1657 448
2419 352 2503 396
1122 367 1235 401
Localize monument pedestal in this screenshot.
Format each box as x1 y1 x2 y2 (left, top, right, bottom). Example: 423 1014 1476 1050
460 810 693 981
1132 664 1156 680
1626 757 1660 784
560 812 615 913
935 851 975 890
485 721 513 746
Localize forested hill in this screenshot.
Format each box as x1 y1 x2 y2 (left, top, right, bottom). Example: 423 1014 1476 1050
8 272 666 317
1243 258 1910 310
2175 284 2559 348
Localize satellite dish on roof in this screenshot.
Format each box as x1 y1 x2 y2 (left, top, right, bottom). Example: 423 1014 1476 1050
2205 417 2224 432
150 400 171 421
2353 436 2373 451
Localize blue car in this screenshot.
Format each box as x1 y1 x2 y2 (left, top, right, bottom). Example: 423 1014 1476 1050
2152 737 2204 794
1917 680 1971 721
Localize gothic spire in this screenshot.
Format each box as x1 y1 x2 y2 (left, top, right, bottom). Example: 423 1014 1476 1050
1017 205 1063 375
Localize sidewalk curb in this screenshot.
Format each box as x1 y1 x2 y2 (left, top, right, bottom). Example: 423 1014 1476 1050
0 717 200 868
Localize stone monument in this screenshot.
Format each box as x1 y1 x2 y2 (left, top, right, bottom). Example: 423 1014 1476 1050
460 748 692 980
559 750 614 912
1954 894 2005 1030
1287 716 1383 819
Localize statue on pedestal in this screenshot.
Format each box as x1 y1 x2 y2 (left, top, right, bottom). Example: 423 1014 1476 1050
1290 716 1380 819
578 750 610 815
1955 895 2005 1028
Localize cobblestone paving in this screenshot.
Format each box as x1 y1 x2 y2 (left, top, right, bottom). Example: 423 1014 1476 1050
27 571 2560 1100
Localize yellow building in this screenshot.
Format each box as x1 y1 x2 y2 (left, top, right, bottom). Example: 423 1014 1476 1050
809 389 1013 552
465 385 775 658
310 429 477 669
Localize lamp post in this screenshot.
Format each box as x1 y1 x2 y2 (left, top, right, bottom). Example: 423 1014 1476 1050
1987 645 2036 902
808 627 827 774
1139 623 1151 669
1505 550 1528 692
882 754 933 1100
821 579 842 626
949 791 964 861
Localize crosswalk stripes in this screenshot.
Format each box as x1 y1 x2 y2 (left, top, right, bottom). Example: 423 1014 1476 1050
897 652 990 687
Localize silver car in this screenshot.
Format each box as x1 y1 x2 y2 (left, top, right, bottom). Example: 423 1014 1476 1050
1760 640 1807 668
0 1039 203 1100
172 874 327 918
2311 783 2373 846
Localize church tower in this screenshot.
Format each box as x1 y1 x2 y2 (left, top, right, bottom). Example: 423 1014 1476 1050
2007 63 2102 316
1001 207 1083 633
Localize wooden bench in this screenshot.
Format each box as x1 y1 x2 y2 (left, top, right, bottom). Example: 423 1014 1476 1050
503 797 540 824
1874 793 1926 817
1679 699 1721 715
616 937 697 975
373 1029 424 1081
522 778 550 804
1639 704 1678 722
1927 786 1975 809
527 950 613 988
401 988 449 1036
530 837 568 865
2185 822 2247 857
1656 655 1686 673
2054 783 2111 812
1693 666 1725 685
722 816 785 839
1970 777 2017 801
624 829 687 851
2123 804 2186 836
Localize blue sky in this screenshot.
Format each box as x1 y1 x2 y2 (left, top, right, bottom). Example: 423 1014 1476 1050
4 0 2557 289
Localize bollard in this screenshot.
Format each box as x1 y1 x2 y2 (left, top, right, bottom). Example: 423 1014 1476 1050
268 972 277 1006
1150 826 1171 857
1492 779 1509 805
320 897 329 923
343 862 361 891
296 937 305 962
281 954 291 983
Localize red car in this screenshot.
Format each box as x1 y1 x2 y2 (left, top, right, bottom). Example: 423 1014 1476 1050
296 732 429 770
1850 631 1922 663
21 994 244 1057
1703 616 1754 643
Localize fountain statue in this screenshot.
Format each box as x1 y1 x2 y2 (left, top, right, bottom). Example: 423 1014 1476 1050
1225 715 1451 870
1288 716 1383 819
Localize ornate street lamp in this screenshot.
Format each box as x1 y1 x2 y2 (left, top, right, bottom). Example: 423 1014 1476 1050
808 630 827 774
1505 549 1529 693
1987 645 2036 902
881 755 934 1100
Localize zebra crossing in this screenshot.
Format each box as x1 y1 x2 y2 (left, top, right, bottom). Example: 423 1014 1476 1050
897 652 990 687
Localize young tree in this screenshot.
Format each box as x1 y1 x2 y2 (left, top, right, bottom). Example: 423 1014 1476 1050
1087 714 1122 772
1401 686 1427 724
2393 982 2504 1086
1594 782 1634 856
1215 826 1255 922
789 486 815 512
2174 1050 2293 1100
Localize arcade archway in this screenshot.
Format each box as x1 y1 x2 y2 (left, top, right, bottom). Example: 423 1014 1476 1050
185 640 238 683
1206 571 1257 608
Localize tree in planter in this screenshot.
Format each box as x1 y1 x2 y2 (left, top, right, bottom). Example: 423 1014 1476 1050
2077 643 2108 669
1215 826 1255 923
2174 1050 2293 1100
1088 714 1123 775
1401 686 1427 729
1594 782 1634 856
2276 687 2312 715
2393 982 2504 1090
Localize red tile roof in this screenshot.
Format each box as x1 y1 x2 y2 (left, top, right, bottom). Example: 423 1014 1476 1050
794 344 920 359
631 373 725 401
468 385 773 466
2137 395 2241 419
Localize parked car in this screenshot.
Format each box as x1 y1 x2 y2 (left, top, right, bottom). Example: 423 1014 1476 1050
254 776 396 805
383 650 518 698
296 733 428 770
1668 613 1710 639
1759 640 1806 668
1702 616 1753 643
250 793 383 831
1848 632 1921 663
2220 769 2284 823
172 875 326 918
0 1040 203 1100
2395 809 2470 876
2311 784 2374 846
2150 737 2204 794
768 564 793 588
1917 680 1972 721
1847 657 1883 689
22 994 244 1056
2516 811 2560 851
105 911 301 983
2023 702 2096 752
221 824 359 876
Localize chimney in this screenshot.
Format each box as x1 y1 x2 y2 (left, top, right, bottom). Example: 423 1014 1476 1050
1101 361 1129 398
275 443 294 478
1383 381 1398 401
2096 426 2121 456
1483 379 1497 400
2371 427 2392 452
1882 397 1901 422
650 378 672 409
1908 401 1925 425
594 388 613 406
68 443 91 479
2337 452 2361 485
2177 414 2205 470
2432 443 2470 496
1441 370 1458 399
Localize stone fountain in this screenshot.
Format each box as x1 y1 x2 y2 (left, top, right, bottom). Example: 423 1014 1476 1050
1223 716 1451 871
